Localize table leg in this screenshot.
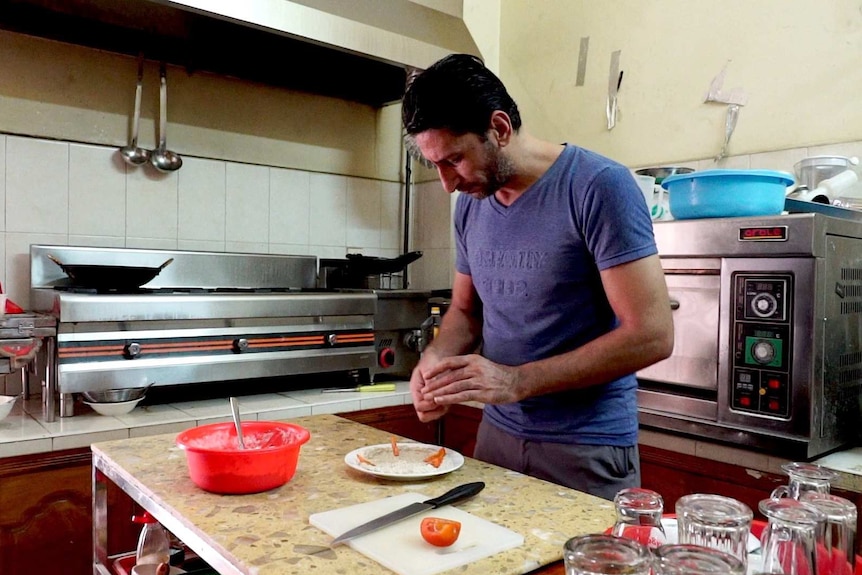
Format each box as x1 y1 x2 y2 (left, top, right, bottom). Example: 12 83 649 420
93 466 111 574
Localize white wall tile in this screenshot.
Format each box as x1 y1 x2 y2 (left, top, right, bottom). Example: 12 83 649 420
126 237 178 250
69 144 126 237
6 136 68 234
749 149 809 173
346 177 381 249
177 239 225 252
269 167 310 245
309 173 347 247
225 163 269 243
415 180 452 249
0 136 6 232
5 231 67 309
68 235 126 248
808 142 862 162
126 168 178 239
269 243 309 256
225 241 268 254
178 157 226 242
381 180 403 250
697 154 750 171
308 245 347 259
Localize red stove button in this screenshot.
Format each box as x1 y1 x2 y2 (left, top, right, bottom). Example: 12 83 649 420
768 399 780 411
739 396 751 407
767 378 781 389
378 347 396 368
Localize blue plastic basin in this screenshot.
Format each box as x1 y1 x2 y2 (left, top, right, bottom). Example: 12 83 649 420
661 169 795 220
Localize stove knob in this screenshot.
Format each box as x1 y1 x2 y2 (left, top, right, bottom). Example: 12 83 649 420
233 338 249 353
378 347 396 368
327 333 338 346
124 342 142 359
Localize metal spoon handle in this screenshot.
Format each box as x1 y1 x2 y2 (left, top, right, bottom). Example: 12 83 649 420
158 62 167 150
229 397 245 449
131 53 144 147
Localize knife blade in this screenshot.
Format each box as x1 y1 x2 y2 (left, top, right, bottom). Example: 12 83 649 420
329 481 485 546
321 383 397 393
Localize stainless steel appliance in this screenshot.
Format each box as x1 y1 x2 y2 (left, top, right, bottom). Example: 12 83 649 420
30 245 377 419
369 289 431 380
637 212 862 459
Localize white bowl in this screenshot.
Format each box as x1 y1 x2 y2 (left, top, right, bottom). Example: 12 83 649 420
0 395 17 420
84 398 143 416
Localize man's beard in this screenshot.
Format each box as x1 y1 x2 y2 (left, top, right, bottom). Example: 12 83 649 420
466 139 515 200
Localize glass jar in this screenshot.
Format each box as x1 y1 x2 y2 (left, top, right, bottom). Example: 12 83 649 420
611 487 668 549
563 533 653 575
675 493 753 571
758 498 826 575
653 544 746 574
133 511 170 566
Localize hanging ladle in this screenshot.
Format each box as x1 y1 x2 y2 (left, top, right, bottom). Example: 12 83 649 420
229 396 245 450
119 53 150 166
151 62 183 172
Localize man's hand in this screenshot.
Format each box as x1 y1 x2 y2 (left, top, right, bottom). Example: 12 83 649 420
409 348 450 422
420 354 523 406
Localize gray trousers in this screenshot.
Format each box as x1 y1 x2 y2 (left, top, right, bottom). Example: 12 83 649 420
472 417 640 501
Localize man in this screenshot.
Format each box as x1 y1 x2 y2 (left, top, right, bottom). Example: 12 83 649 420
402 54 674 500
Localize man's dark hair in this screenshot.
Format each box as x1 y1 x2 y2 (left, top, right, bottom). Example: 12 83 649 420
402 54 521 137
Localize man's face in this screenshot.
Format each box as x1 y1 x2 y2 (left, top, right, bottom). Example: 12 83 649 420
413 129 514 199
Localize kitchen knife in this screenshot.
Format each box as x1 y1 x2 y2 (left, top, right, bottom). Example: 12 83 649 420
321 383 397 393
329 481 485 546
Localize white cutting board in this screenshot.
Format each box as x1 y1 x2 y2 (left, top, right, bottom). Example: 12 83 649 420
310 492 524 575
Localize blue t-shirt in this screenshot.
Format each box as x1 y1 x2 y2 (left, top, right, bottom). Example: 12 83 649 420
454 144 657 446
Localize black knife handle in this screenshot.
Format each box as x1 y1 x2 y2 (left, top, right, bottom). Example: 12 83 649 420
424 482 485 508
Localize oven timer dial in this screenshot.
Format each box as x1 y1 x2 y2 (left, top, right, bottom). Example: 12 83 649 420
752 340 777 365
750 292 779 318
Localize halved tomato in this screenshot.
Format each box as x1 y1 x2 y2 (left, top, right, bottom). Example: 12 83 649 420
420 517 461 547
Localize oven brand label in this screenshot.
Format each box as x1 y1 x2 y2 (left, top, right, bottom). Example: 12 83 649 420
738 226 788 241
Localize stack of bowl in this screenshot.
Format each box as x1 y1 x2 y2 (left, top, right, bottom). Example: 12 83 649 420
83 387 149 416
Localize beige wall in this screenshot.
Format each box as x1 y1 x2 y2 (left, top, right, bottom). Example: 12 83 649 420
0 30 395 181
499 0 862 167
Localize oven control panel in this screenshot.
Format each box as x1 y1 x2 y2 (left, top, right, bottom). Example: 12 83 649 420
730 273 793 419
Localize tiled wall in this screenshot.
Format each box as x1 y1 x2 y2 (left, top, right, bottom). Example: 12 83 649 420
0 134 410 311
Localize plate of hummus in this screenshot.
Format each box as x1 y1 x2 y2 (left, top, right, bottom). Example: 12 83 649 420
344 441 464 480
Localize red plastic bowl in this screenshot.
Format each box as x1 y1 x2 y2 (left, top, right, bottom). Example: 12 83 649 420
176 421 311 494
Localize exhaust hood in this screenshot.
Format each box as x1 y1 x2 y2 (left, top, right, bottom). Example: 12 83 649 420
0 0 481 106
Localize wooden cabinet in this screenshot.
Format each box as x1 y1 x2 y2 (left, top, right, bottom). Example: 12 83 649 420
0 448 140 575
640 444 862 550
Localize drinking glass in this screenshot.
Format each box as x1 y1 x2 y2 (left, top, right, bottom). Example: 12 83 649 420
771 462 838 500
563 534 653 575
653 544 746 575
800 491 858 575
759 498 826 575
611 487 668 549
676 493 753 571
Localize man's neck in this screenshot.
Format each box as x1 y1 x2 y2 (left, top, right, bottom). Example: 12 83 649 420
495 136 564 206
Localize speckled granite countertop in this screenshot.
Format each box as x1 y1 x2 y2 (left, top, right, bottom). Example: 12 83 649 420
92 414 613 575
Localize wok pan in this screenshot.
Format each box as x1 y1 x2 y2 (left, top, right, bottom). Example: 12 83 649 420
47 254 174 290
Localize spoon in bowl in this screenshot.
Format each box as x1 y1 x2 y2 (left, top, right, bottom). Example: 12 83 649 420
229 397 245 449
151 62 183 172
119 53 150 166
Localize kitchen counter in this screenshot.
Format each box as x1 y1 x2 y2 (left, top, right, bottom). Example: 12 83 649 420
0 381 415 458
92 413 614 575
3 381 862 495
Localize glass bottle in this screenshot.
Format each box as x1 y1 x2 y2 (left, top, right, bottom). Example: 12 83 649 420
133 511 170 566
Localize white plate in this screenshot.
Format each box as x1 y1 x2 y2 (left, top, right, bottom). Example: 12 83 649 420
344 442 464 480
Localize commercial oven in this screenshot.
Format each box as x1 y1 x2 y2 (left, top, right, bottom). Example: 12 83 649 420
637 212 862 459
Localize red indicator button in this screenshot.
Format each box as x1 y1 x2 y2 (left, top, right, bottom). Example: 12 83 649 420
739 396 751 407
768 378 781 390
768 400 780 411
